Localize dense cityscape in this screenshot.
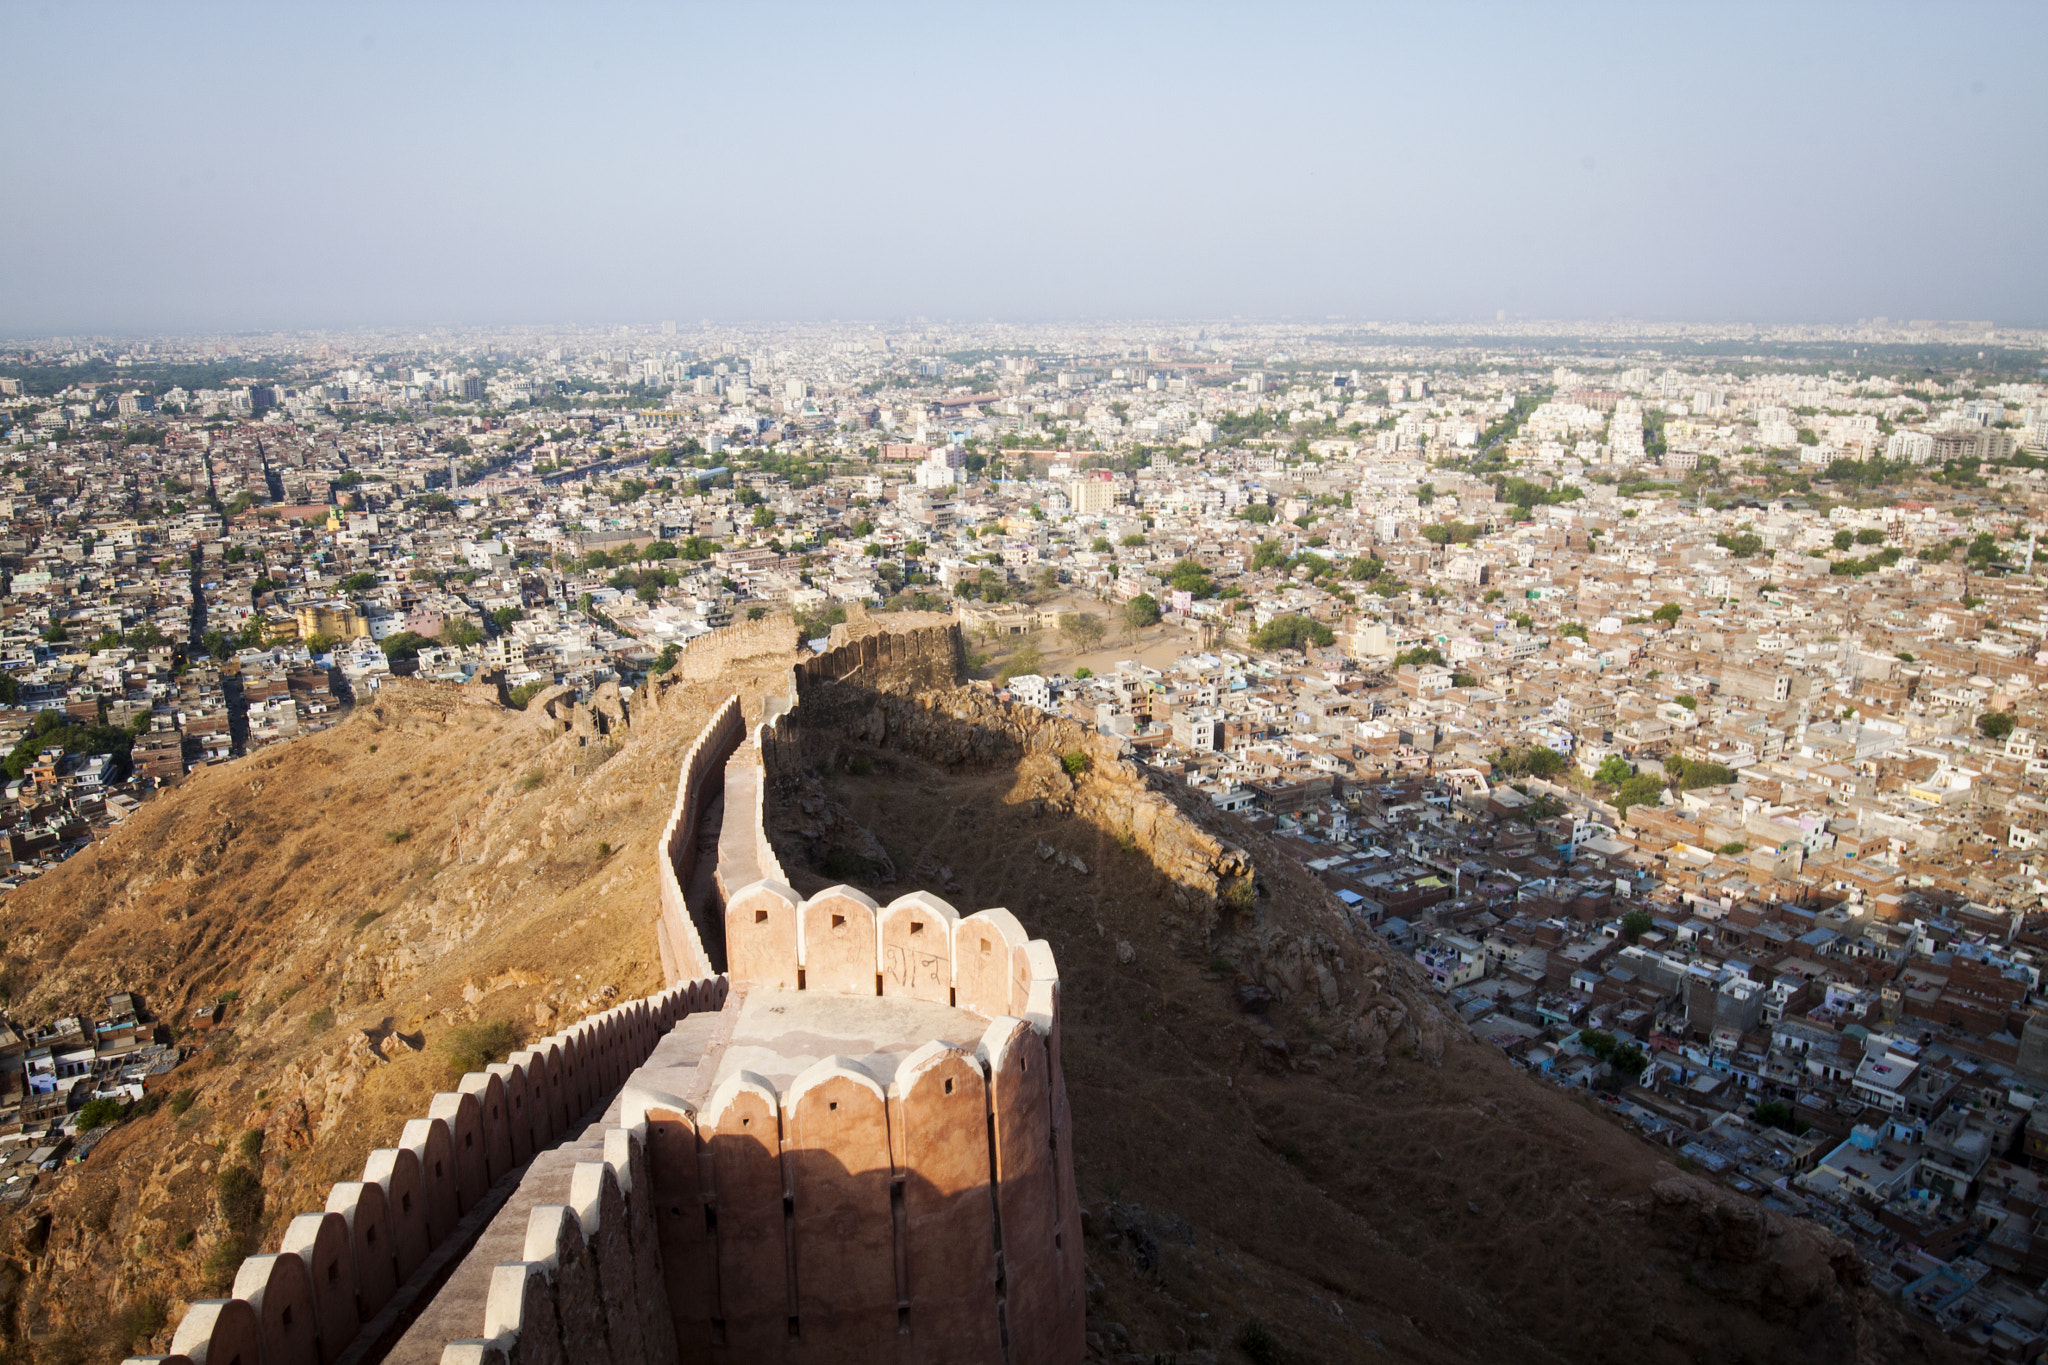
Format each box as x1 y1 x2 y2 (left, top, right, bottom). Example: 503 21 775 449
7 316 2048 1352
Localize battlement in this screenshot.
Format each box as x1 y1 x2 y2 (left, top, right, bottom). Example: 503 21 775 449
130 977 726 1365
134 620 1082 1364
655 694 746 983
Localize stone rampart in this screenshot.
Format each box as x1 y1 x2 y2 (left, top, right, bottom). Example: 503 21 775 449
661 614 802 684
669 617 1083 1362
797 612 964 695
655 695 746 984
430 1119 679 1365
137 619 1082 1365
125 976 728 1365
617 1010 1082 1365
768 622 1253 931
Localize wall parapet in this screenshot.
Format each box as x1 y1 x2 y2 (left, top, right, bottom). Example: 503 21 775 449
656 695 746 985
433 1120 678 1365
128 977 729 1365
612 1012 1083 1364
669 617 1083 1362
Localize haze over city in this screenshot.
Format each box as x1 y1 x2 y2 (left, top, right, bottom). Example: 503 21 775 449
4 0 2045 332
8 7 2048 1365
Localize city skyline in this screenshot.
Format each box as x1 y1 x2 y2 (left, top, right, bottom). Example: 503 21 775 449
3 1 2044 333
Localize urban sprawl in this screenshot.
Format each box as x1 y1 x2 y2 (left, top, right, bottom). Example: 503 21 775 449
9 317 2048 1352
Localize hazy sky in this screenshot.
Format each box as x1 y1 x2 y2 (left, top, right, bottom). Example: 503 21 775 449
3 2 2043 333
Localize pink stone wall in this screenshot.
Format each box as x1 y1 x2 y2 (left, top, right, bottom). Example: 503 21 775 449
143 979 720 1365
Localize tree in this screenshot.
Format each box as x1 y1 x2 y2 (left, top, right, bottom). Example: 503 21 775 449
1393 646 1447 668
1251 614 1335 652
1664 755 1736 790
999 638 1044 682
680 535 716 560
1650 603 1682 624
1123 594 1162 629
302 632 338 657
3 709 141 781
1594 755 1634 787
1619 908 1654 944
1250 539 1289 571
442 618 483 648
1420 521 1482 545
1979 711 2017 741
1238 504 1275 524
75 1096 125 1130
1090 537 1113 552
1167 559 1215 597
380 631 431 662
1831 529 1856 552
1058 612 1106 651
341 571 377 593
1492 744 1566 779
1613 772 1665 815
1674 694 1697 710
793 603 848 640
1754 1100 1803 1133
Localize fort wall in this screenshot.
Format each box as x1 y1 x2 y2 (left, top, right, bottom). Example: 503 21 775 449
653 616 1082 1363
655 695 746 984
769 620 1252 928
137 619 1083 1365
126 976 728 1365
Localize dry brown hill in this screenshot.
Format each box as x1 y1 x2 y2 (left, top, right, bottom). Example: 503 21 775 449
0 630 803 1362
759 655 1955 1365
0 615 1956 1364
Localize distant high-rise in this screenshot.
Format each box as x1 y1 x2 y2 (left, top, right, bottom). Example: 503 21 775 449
661 319 677 335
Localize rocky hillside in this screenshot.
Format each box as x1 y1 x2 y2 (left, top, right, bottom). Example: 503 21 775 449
0 612 1956 1364
762 665 1956 1365
0 631 804 1363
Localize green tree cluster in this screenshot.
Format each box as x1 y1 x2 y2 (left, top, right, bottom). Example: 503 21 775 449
1664 755 1736 789
1492 476 1582 511
1491 744 1565 779
1167 559 1217 597
1251 614 1335 652
3 710 138 781
1576 1027 1650 1078
1979 711 2017 741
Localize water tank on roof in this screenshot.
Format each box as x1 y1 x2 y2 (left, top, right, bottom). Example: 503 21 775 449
1849 1124 1880 1151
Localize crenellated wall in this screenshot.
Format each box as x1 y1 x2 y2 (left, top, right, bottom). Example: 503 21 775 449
646 615 1083 1363
655 695 747 984
137 620 1082 1365
125 976 728 1365
621 1008 1083 1365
